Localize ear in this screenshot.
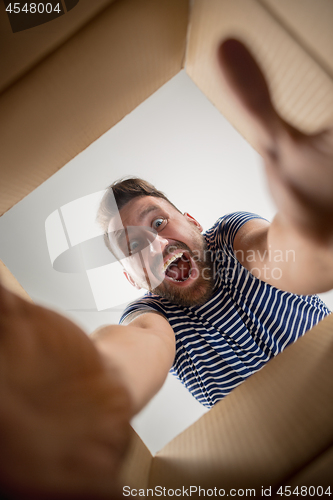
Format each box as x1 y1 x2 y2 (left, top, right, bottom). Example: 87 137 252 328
184 212 203 232
123 269 141 290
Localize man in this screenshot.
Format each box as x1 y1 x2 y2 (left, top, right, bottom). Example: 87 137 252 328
96 181 330 408
93 39 333 412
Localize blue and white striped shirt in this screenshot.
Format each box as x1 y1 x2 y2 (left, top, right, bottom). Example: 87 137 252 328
120 212 330 408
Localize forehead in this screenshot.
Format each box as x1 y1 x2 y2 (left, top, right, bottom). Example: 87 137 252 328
108 196 177 231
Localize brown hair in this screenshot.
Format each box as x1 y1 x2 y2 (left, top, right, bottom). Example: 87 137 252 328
97 177 180 253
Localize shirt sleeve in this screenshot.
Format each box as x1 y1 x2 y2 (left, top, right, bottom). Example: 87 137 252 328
119 295 169 324
208 211 269 259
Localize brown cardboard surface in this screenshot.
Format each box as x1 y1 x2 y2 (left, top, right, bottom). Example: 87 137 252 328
0 0 115 93
0 259 33 302
0 0 189 216
260 0 333 77
120 427 153 490
149 314 333 490
274 446 333 495
186 0 333 153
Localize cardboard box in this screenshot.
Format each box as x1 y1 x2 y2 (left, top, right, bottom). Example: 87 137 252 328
1 0 333 494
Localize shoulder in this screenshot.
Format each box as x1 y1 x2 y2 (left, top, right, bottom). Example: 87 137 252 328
205 212 270 254
233 217 271 273
127 310 174 337
233 217 270 254
122 310 175 357
120 293 170 325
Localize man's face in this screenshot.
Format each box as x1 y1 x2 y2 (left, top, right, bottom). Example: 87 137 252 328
107 196 214 307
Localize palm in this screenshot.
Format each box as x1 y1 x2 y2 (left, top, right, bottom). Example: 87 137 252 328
0 288 131 499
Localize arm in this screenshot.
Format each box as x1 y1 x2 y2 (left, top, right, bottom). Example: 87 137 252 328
233 217 333 295
218 39 333 295
0 282 174 498
0 282 132 498
92 312 175 415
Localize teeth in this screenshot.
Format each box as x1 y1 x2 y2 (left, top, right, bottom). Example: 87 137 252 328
163 252 183 272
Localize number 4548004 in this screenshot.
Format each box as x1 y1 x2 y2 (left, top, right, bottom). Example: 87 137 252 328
6 3 61 14
276 485 331 496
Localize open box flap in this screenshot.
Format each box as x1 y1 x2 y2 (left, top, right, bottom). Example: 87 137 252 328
0 0 117 93
0 0 189 216
260 0 333 76
186 0 333 152
149 313 333 489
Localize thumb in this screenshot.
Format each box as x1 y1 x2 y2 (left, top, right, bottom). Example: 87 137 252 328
217 39 286 138
0 280 16 315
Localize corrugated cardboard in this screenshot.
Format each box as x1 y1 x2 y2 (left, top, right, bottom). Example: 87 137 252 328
1 0 333 493
260 0 333 75
279 446 333 491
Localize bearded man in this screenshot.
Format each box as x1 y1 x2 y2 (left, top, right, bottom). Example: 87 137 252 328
93 39 333 411
96 177 330 409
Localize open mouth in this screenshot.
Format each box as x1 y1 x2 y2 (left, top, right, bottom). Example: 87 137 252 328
163 251 192 282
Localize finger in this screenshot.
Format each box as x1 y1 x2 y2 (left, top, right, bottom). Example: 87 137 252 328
0 281 17 315
217 39 286 137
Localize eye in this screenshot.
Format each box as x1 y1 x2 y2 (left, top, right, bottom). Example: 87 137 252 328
129 240 139 252
152 217 166 231
127 238 146 255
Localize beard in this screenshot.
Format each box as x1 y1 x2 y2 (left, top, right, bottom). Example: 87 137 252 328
149 234 215 308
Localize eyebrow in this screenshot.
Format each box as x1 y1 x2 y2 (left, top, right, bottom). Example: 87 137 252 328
137 205 160 223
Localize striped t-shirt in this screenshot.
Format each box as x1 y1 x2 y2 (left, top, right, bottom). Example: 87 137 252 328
120 212 330 408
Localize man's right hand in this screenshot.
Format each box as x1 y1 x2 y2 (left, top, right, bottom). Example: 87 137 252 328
218 39 333 245
217 39 333 294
